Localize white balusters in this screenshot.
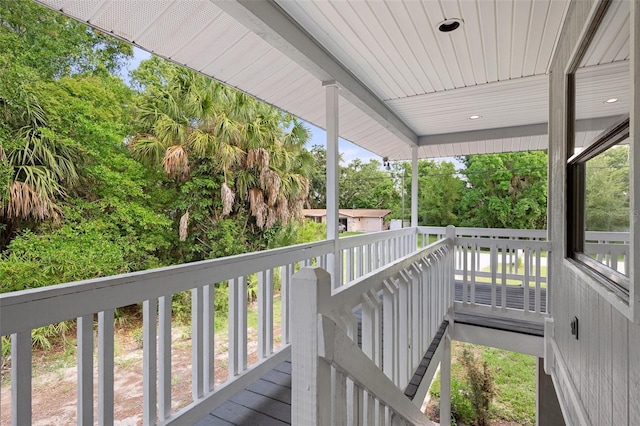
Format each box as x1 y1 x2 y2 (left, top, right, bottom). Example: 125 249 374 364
158 297 172 421
11 331 31 425
229 276 247 377
143 298 157 425
98 309 114 425
77 314 93 425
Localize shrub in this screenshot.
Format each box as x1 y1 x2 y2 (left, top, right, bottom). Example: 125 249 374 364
460 348 496 426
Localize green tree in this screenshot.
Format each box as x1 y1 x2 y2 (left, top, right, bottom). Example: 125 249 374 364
0 0 132 79
411 159 464 226
585 145 629 231
339 158 399 211
458 152 547 229
0 74 173 291
129 58 313 258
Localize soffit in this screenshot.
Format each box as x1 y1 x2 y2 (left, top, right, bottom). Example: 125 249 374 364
35 0 626 160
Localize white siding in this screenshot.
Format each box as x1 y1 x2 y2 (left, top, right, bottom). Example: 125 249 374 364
549 0 639 424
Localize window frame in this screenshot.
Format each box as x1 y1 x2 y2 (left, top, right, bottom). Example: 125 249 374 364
567 116 630 297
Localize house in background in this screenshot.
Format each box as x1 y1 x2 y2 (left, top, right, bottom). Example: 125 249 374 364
302 208 391 232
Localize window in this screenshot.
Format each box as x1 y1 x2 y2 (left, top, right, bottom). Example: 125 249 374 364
567 117 630 296
567 0 633 301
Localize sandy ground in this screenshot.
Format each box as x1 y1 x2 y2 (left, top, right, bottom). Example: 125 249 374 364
1 320 279 425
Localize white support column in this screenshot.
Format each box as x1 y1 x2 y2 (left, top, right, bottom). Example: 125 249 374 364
324 81 341 288
411 146 419 228
440 335 452 426
291 267 332 425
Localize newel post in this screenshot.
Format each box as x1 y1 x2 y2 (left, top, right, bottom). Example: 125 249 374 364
291 267 333 425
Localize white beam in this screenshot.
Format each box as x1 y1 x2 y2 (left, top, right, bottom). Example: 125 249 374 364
418 116 622 146
453 323 544 357
212 0 418 147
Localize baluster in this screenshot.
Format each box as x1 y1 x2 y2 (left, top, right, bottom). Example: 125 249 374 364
98 309 114 426
490 244 497 309
462 243 469 305
535 250 542 314
191 288 204 399
11 331 31 425
332 368 348 424
501 245 508 311
397 271 410 388
258 269 274 359
419 260 430 347
203 285 215 392
356 245 364 279
470 243 476 305
229 276 247 377
77 314 93 425
158 296 172 421
373 241 380 270
410 265 421 366
143 298 158 424
382 279 397 384
524 247 530 313
281 264 293 345
346 248 354 283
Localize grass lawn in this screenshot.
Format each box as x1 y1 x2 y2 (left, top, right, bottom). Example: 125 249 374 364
469 263 548 288
429 341 536 426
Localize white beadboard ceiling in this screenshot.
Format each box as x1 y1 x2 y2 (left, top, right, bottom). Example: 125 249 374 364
35 0 628 160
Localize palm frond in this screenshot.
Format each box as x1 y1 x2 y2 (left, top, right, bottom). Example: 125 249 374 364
221 182 235 216
5 181 60 222
163 145 190 179
179 210 189 241
128 133 166 165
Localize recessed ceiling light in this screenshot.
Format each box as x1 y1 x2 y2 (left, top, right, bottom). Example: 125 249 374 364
604 98 618 104
468 114 482 120
438 18 463 33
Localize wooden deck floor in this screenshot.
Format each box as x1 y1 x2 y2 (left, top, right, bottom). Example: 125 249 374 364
195 281 544 425
196 361 292 426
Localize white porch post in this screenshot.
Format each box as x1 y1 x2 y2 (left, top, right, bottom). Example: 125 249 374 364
325 81 341 288
440 334 452 425
291 267 332 425
411 146 418 228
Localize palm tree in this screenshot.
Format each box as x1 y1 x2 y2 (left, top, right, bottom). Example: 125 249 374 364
129 62 312 240
0 76 79 245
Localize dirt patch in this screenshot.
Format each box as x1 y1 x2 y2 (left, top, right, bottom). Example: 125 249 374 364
1 320 281 425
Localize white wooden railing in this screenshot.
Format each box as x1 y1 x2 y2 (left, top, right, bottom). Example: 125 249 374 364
0 239 333 425
339 227 417 286
0 227 419 425
291 234 454 426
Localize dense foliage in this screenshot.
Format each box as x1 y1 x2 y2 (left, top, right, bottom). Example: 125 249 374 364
458 152 548 229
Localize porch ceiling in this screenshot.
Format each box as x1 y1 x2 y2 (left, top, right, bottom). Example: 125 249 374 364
36 0 629 160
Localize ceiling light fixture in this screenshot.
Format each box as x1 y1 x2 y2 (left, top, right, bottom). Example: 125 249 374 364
468 114 482 120
438 18 463 33
604 98 618 104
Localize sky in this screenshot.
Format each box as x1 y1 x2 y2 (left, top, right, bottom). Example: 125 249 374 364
123 47 458 169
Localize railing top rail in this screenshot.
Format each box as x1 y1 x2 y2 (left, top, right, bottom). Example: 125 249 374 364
584 231 630 242
455 236 552 250
418 226 547 239
337 227 416 250
1 239 333 335
327 237 451 312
